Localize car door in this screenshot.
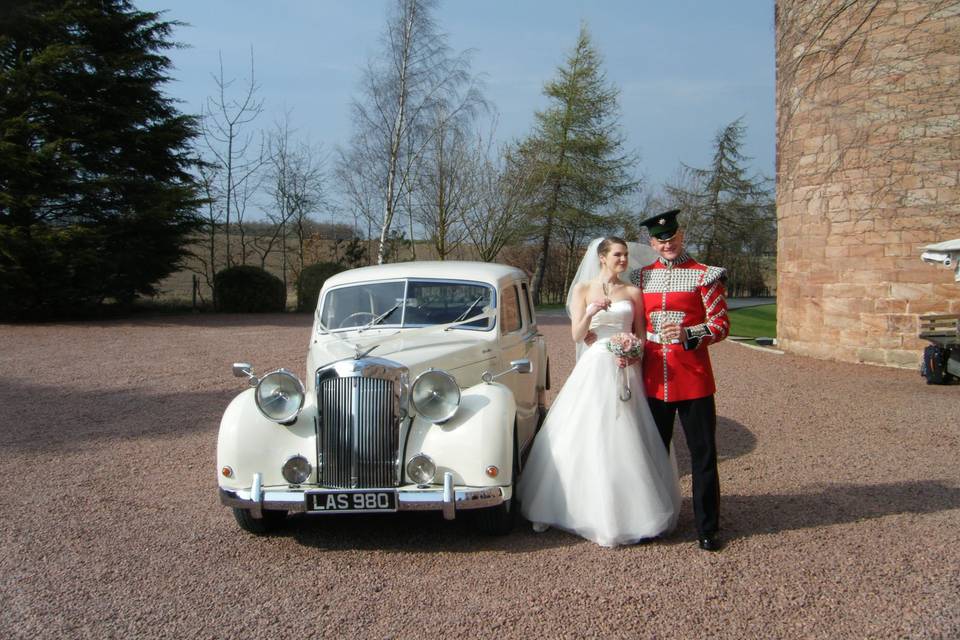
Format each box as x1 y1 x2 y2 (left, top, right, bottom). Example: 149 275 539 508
498 280 540 454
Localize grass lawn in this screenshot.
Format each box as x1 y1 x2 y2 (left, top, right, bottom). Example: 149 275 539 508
536 302 779 341
728 303 777 339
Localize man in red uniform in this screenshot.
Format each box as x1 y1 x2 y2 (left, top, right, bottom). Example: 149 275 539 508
632 210 729 551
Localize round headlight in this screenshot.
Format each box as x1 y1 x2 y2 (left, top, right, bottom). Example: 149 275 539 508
406 454 436 485
411 369 460 423
282 455 312 484
255 369 305 423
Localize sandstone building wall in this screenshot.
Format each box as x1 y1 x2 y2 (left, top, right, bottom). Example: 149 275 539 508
775 0 960 368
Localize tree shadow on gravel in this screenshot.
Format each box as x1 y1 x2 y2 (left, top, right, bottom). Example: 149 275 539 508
0 379 234 451
721 480 960 541
671 416 756 478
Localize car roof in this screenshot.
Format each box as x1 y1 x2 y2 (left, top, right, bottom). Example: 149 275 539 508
322 261 528 289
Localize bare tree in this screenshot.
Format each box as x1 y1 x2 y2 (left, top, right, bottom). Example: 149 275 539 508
261 112 327 297
413 105 474 259
200 49 266 267
334 138 381 265
338 0 482 264
190 159 221 301
462 134 535 262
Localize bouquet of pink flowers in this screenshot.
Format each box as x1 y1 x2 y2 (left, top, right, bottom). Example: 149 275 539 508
606 333 643 401
606 332 643 359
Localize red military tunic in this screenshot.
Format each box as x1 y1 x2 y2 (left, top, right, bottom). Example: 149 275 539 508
631 253 729 402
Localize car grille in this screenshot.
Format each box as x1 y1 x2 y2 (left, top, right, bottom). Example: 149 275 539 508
317 369 402 489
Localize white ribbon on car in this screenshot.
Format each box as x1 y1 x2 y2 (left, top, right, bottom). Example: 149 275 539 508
314 307 495 359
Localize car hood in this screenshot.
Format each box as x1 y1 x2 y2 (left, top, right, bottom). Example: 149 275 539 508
306 329 496 388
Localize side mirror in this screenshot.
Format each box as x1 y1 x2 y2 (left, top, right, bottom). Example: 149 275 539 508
482 358 532 384
511 359 532 374
232 362 259 386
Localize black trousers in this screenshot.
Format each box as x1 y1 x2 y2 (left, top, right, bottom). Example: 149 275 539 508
647 395 720 536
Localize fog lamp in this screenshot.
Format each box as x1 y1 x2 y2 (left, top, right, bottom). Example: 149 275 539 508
255 369 305 423
406 454 436 485
282 455 312 484
411 369 460 423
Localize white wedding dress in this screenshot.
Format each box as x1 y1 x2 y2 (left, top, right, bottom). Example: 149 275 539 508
518 300 681 547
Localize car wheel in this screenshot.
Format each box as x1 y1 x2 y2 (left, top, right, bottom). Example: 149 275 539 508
536 388 547 431
536 358 549 431
921 345 955 384
232 507 287 535
474 493 514 536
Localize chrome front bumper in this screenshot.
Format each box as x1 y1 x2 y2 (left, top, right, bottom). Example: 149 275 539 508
219 471 508 520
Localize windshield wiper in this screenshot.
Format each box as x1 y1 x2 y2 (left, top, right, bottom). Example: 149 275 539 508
449 296 484 325
357 302 401 333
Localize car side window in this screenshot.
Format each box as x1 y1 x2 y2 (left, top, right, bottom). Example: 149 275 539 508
501 285 522 335
520 282 534 325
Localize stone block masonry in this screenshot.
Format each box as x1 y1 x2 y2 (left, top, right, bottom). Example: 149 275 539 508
775 0 960 368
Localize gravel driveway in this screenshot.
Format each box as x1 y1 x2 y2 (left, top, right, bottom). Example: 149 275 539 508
1 313 957 638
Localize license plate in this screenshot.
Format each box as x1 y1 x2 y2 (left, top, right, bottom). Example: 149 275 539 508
305 490 397 513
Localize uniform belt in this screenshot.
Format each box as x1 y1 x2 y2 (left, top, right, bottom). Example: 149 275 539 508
646 330 681 345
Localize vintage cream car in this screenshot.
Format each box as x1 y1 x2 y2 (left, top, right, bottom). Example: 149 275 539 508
217 261 549 535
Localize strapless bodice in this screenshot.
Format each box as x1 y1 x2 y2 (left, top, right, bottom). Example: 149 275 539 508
589 299 633 340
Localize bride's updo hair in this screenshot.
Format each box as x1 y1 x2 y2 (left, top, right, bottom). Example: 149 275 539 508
597 236 628 256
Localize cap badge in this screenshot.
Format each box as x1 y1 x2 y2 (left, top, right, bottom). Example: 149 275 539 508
658 218 666 225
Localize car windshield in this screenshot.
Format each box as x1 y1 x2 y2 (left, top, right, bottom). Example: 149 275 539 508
319 280 495 331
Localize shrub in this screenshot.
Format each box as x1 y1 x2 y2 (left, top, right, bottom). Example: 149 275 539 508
214 266 286 313
297 262 347 312
0 3 201 321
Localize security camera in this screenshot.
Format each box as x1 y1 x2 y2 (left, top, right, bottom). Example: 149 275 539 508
921 251 952 267
921 240 960 282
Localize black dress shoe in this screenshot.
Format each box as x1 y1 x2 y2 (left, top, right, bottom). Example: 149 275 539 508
697 534 722 552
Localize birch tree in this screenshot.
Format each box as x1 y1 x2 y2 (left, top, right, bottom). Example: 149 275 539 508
338 0 481 264
462 136 535 262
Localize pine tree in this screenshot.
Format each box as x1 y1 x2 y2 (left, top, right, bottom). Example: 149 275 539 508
520 24 637 304
0 0 201 318
666 118 775 296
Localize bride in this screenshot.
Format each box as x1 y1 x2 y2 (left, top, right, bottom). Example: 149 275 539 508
518 237 680 547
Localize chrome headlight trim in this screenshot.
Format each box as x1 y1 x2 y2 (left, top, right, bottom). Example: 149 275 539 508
406 453 437 485
254 368 306 423
281 454 312 484
410 369 460 423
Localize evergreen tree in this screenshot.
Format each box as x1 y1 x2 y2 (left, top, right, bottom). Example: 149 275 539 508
520 24 637 304
666 118 775 296
0 0 201 318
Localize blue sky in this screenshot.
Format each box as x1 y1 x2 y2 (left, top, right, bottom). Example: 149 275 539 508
140 0 775 196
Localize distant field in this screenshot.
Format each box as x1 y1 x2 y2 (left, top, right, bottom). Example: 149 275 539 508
152 235 383 307
728 303 777 338
152 235 477 308
153 236 777 313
